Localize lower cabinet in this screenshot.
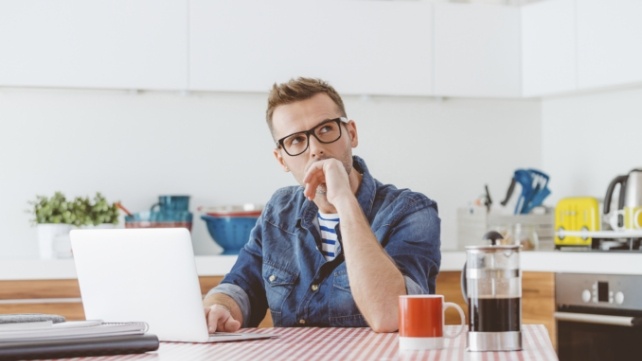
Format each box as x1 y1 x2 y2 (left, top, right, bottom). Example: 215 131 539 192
0 276 273 328
436 271 556 348
0 279 85 320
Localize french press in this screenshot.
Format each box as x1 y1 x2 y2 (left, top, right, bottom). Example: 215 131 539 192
462 231 522 352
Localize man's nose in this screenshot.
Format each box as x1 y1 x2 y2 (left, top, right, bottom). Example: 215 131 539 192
307 135 325 157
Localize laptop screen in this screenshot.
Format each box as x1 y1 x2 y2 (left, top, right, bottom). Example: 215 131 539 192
70 228 211 342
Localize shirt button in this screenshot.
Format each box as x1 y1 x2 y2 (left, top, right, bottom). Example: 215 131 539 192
269 275 276 282
311 284 319 292
299 319 306 325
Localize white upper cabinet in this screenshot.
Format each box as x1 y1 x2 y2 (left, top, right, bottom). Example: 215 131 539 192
521 0 576 97
0 0 188 90
189 0 433 96
576 0 642 90
2 0 640 98
434 3 521 98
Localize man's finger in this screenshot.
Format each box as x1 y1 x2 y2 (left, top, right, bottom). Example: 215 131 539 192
224 317 241 332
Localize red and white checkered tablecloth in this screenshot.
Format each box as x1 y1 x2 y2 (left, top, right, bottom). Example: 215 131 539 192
61 324 558 361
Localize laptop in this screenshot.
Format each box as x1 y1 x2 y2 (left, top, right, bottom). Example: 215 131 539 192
70 227 274 343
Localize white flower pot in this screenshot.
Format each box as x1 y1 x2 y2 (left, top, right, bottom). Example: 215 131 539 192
37 223 117 259
37 224 73 259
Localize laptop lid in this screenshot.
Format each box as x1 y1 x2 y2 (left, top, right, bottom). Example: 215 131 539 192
70 228 211 342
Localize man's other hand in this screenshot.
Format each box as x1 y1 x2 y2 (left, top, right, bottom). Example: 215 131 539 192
205 304 241 333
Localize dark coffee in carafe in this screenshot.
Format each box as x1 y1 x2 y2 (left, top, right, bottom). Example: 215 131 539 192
468 297 521 332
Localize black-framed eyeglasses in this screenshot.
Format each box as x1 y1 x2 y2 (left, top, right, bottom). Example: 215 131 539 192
276 117 348 157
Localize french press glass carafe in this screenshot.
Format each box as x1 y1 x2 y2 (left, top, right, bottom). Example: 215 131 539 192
462 231 522 352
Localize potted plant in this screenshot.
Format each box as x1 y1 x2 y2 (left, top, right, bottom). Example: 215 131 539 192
29 192 120 259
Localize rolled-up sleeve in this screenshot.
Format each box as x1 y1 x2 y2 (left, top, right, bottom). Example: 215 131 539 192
206 283 251 326
404 275 425 295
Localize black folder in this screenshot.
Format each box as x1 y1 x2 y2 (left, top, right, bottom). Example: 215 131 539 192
0 333 159 360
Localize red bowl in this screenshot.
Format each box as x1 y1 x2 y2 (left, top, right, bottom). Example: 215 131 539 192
199 204 263 218
206 210 262 218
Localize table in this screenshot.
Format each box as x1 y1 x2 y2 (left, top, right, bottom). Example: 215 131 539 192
67 324 558 361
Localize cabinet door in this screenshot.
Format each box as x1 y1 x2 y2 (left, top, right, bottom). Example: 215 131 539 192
434 3 521 98
0 0 188 90
0 279 85 321
577 0 642 89
189 0 433 96
521 0 576 97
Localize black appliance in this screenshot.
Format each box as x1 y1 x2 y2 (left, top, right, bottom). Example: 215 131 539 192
555 273 642 361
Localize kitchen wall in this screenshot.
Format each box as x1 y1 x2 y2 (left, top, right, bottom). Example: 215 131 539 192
541 85 642 205
0 87 541 259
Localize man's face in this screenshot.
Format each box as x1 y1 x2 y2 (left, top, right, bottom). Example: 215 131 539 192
271 93 358 185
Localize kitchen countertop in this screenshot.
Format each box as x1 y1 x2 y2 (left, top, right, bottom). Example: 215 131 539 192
1 251 640 280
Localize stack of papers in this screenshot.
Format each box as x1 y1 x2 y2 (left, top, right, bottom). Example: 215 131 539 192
0 319 149 341
0 314 159 360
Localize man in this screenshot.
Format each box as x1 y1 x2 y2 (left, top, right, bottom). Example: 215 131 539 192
204 77 440 333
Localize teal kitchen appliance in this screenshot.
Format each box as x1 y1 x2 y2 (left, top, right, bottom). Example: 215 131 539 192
500 169 551 214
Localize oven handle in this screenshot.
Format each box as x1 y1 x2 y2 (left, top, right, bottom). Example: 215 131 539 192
554 311 642 327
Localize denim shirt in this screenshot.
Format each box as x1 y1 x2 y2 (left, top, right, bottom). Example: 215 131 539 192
208 156 441 328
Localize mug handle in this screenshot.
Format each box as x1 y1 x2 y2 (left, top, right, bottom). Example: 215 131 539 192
443 302 466 338
150 203 160 213
609 209 625 231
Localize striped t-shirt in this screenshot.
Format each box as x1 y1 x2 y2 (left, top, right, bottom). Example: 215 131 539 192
318 212 341 261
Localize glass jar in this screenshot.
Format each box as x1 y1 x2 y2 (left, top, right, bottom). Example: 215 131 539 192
510 223 538 250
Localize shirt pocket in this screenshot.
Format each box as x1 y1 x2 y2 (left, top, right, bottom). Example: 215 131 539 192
329 271 367 327
263 264 298 326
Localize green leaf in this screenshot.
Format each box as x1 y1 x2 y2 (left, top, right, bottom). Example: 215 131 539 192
28 192 120 226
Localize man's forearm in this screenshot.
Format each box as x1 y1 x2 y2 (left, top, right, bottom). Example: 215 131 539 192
336 197 406 333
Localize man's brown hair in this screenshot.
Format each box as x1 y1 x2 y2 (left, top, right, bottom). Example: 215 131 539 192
266 77 346 134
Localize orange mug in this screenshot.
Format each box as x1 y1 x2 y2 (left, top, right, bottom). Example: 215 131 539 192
398 295 466 350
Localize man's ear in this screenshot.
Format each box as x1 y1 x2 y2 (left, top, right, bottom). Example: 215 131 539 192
347 121 359 148
273 148 289 172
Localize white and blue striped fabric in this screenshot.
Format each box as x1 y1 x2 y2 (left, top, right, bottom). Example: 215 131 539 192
318 212 341 261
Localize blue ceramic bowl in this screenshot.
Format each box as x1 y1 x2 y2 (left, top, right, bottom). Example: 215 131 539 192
201 214 258 255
